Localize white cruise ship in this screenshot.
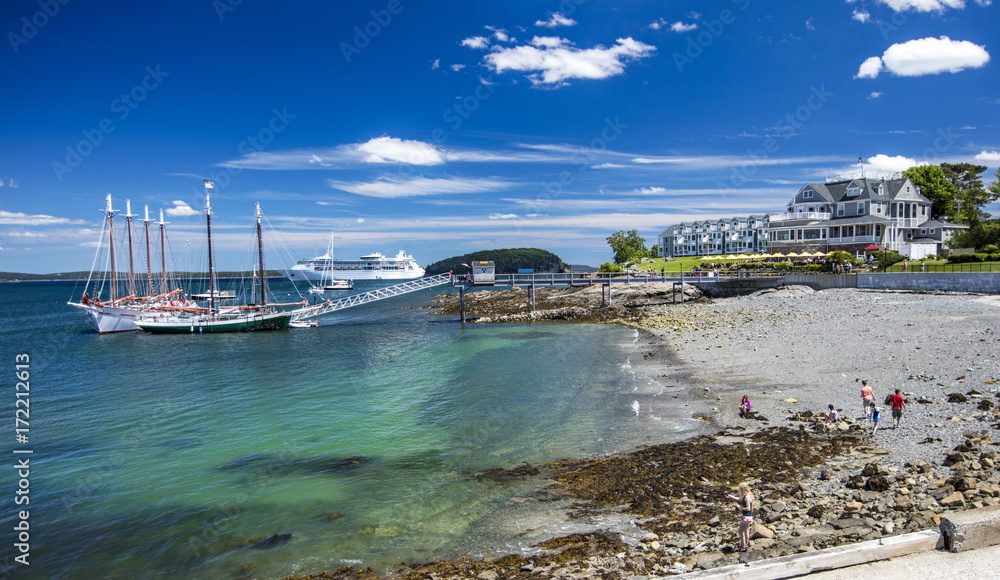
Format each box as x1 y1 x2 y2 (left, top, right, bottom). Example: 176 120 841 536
285 250 425 282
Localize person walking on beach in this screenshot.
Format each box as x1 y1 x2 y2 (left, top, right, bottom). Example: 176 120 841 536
890 389 906 429
860 380 874 421
726 483 754 552
871 406 882 436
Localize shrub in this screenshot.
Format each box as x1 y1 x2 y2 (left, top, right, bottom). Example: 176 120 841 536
598 262 623 272
947 253 986 264
981 244 999 254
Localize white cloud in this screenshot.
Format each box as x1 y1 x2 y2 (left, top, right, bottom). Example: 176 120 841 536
483 36 656 86
868 91 883 99
484 26 512 42
451 64 466 72
859 37 989 78
461 36 489 49
975 150 1000 162
875 0 972 12
856 56 884 78
431 59 440 69
316 201 333 206
636 186 667 194
0 210 84 225
852 9 871 22
488 213 518 220
535 12 577 28
309 154 330 167
165 201 199 217
805 18 815 30
0 231 46 237
356 136 446 166
593 163 627 169
864 154 921 175
328 176 511 198
650 18 697 32
356 218 366 223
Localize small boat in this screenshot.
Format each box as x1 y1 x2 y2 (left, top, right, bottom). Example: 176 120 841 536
191 290 237 300
308 279 354 293
136 191 304 334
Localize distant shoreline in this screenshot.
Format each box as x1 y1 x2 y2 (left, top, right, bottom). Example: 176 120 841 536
0 271 287 283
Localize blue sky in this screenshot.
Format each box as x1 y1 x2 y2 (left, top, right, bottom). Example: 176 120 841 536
1 0 998 273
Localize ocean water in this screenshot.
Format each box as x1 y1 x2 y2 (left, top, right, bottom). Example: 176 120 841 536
0 281 699 579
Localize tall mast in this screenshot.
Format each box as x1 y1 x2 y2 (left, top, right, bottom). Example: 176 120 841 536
125 199 136 298
256 203 266 309
143 204 153 297
206 192 215 316
106 194 117 303
158 209 169 295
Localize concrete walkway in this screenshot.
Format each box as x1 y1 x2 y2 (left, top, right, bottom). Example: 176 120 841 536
804 543 1000 579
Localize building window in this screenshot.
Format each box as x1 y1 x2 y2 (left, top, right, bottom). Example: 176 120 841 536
847 187 860 197
837 204 845 217
803 190 813 199
857 202 864 214
920 229 926 235
921 205 926 216
929 228 935 234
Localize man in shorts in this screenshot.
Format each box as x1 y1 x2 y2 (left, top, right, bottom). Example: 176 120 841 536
890 388 906 429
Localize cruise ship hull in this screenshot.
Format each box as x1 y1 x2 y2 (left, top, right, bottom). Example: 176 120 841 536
285 266 425 282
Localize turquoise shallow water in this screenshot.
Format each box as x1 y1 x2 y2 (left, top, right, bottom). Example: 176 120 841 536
0 281 688 579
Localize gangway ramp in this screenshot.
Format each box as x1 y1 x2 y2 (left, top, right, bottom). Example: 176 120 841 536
289 273 453 323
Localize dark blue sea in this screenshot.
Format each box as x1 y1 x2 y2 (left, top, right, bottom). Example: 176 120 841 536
0 280 703 579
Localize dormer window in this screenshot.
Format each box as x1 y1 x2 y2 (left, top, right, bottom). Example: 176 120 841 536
803 190 814 199
847 187 860 197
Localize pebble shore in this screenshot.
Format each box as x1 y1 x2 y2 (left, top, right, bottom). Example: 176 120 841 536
285 286 1000 580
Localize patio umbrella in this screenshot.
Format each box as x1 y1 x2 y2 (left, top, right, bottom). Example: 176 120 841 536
863 244 880 251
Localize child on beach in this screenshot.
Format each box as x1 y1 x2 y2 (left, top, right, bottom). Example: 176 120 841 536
739 395 751 418
871 406 882 436
890 389 906 429
825 404 839 422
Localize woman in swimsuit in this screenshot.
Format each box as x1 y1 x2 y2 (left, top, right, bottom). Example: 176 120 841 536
726 482 754 552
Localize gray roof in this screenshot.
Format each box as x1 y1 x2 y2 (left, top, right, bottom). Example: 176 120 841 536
794 177 929 205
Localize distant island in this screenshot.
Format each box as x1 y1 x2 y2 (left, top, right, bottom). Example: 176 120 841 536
424 248 571 275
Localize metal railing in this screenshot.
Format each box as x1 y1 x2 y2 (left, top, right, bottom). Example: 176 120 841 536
289 273 454 322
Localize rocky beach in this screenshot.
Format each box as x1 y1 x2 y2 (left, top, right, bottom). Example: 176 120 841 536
286 284 1000 580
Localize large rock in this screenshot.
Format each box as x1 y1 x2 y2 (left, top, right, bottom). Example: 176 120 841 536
750 524 774 540
940 504 1000 552
940 491 967 508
